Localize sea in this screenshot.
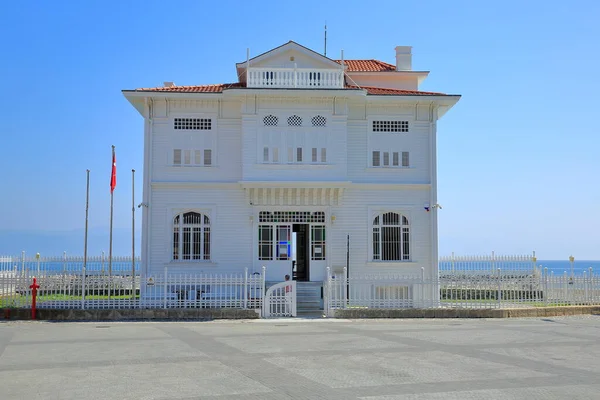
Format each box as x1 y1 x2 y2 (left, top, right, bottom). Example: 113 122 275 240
2 258 598 276
438 260 600 276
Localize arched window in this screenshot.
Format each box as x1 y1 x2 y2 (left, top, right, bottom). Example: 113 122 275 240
372 212 409 261
173 212 211 260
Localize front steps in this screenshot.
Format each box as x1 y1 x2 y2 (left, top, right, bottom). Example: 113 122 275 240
296 281 323 312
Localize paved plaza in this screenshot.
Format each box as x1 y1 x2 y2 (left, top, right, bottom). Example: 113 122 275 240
1 315 599 399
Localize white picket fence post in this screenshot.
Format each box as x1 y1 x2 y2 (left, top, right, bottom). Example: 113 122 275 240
81 266 86 310
342 267 348 309
163 266 168 310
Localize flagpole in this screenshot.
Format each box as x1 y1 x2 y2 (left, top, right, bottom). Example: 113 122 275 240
83 169 90 273
109 145 116 297
131 169 136 300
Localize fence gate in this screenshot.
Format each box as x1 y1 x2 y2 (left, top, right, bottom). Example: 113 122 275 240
263 281 296 317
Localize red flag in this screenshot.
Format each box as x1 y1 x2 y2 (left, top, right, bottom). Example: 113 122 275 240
110 147 117 193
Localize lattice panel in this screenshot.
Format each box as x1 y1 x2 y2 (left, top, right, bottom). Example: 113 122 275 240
259 211 325 223
174 118 212 130
263 115 278 126
311 115 326 127
372 120 409 132
287 115 302 126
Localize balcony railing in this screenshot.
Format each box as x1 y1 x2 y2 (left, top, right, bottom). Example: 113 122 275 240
247 67 344 89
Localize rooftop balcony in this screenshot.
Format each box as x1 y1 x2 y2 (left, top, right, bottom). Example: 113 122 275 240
247 67 344 89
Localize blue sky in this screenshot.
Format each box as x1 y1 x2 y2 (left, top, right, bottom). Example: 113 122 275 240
0 0 598 259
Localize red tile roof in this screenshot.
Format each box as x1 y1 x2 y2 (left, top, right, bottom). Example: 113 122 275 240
130 82 447 96
133 83 244 92
346 85 446 96
334 59 396 72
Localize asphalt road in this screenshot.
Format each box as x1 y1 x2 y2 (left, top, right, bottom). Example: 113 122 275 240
1 316 599 399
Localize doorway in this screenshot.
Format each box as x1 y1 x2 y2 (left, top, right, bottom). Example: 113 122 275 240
293 224 309 281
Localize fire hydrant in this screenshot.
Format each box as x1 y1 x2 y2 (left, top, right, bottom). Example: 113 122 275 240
29 277 40 320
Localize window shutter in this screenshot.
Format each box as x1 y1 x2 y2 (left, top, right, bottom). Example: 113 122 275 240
402 152 409 167
372 151 380 167
173 149 182 165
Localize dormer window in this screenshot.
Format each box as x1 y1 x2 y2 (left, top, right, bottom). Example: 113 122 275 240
288 115 302 126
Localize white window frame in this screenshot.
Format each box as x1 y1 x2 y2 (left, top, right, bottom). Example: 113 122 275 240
171 113 218 166
171 148 214 167
370 150 409 168
171 211 211 261
258 113 330 165
167 206 216 265
368 209 412 263
255 211 327 262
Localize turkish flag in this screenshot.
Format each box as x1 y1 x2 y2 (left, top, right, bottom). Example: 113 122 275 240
110 148 117 193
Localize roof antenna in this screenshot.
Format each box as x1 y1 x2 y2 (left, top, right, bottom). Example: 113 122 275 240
324 23 327 57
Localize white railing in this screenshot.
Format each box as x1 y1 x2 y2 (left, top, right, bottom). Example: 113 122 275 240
263 280 296 318
247 67 344 89
324 267 600 316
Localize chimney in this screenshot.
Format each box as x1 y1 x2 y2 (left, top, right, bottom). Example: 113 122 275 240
395 46 412 71
163 81 175 88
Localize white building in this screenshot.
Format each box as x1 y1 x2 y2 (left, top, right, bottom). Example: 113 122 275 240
123 41 459 306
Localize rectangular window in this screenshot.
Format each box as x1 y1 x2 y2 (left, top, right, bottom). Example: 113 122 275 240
204 149 212 166
372 120 409 132
402 227 410 260
174 118 212 130
312 148 318 163
321 148 327 163
184 150 191 165
173 227 179 260
203 227 211 260
402 152 410 167
311 225 326 260
372 228 380 260
393 152 399 166
173 149 182 165
372 151 380 167
383 152 390 166
194 150 202 165
192 227 202 260
272 147 279 163
276 225 291 260
288 147 293 163
258 225 273 260
182 227 191 260
296 148 303 162
382 226 401 261
263 147 269 163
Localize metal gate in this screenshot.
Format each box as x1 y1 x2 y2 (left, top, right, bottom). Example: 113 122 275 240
263 281 296 317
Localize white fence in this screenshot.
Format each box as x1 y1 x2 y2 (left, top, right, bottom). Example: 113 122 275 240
324 267 600 316
0 256 264 311
3 253 600 317
438 252 538 276
263 281 296 318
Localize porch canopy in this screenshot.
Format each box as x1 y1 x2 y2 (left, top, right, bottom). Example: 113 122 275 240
239 181 350 206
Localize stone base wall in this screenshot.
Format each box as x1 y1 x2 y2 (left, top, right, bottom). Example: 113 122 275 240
2 308 259 321
333 306 600 319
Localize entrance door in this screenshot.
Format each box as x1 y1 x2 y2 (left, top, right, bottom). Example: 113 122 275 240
293 224 309 281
